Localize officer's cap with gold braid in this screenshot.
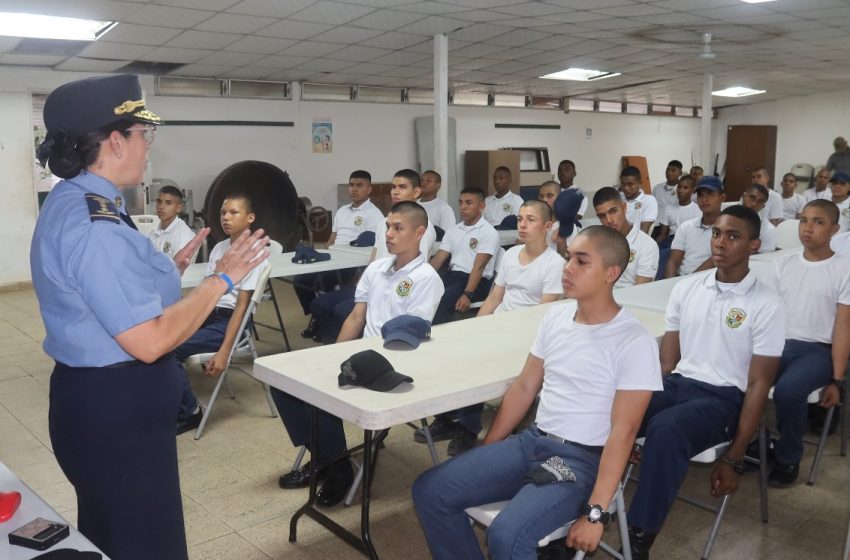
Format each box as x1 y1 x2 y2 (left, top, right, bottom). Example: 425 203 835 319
43 74 162 138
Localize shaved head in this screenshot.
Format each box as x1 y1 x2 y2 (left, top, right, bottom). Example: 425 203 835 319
575 225 629 281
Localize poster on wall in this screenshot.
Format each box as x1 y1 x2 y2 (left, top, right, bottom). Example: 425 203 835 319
312 119 333 154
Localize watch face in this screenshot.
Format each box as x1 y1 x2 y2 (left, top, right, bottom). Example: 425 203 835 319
589 508 602 521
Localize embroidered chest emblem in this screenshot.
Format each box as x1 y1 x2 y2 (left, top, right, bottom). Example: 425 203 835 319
396 277 413 297
163 241 172 253
629 249 636 263
502 203 512 213
725 308 747 329
634 201 643 210
354 215 364 226
468 238 479 250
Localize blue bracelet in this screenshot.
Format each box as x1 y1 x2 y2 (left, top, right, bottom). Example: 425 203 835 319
208 272 234 293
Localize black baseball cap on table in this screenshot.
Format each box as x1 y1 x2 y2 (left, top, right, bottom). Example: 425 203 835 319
338 349 413 392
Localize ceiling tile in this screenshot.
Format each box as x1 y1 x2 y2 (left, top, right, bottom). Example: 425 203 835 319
138 46 211 63
329 45 394 62
483 28 552 47
361 31 430 49
101 23 183 46
316 26 383 44
0 54 69 66
266 68 321 81
153 0 239 9
195 13 272 34
124 5 216 28
170 63 235 77
226 0 316 18
220 66 280 79
450 23 515 42
249 54 312 68
295 58 354 72
289 1 376 25
224 36 297 54
371 50 431 65
196 50 267 66
79 41 154 60
448 9 517 22
398 15 470 35
166 30 242 50
8 0 145 21
395 1 474 14
55 57 133 72
348 9 426 30
280 41 344 57
344 62 398 75
256 20 334 40
0 36 21 54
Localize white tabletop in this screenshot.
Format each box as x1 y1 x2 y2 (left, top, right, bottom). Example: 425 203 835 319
0 462 108 559
181 245 372 288
750 248 796 262
253 301 667 432
497 230 518 245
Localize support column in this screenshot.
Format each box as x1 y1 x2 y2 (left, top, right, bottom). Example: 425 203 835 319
701 72 713 174
434 33 448 201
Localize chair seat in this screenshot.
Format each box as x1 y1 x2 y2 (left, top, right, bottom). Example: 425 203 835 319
633 436 729 463
768 386 823 404
184 348 253 369
465 501 572 546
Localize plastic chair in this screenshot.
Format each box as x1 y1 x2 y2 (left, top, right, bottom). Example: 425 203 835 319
470 247 506 310
790 163 814 191
624 432 768 560
843 516 850 560
252 239 291 351
183 263 279 439
465 483 632 560
130 214 159 235
775 219 801 250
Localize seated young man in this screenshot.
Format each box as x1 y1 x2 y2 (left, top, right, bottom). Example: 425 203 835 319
654 175 700 248
831 171 850 232
626 205 785 559
805 167 833 202
740 184 778 252
418 169 456 236
274 202 443 506
557 159 588 219
174 194 269 434
430 187 499 325
309 169 436 343
620 165 658 234
751 167 783 226
651 159 684 220
779 173 806 221
664 176 725 278
483 166 523 227
594 187 659 288
412 226 662 560
148 185 196 259
298 170 383 338
690 165 704 185
767 200 850 487
478 199 564 316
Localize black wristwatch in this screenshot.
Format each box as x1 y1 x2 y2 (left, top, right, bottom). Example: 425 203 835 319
462 290 474 299
718 456 745 475
582 503 611 525
832 378 845 388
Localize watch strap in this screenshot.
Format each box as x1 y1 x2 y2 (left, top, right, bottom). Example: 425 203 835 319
582 503 611 524
718 456 745 474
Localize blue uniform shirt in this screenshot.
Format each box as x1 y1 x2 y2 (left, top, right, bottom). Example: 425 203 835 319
31 171 182 367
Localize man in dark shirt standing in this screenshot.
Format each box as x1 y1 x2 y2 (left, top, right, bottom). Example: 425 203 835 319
827 136 850 174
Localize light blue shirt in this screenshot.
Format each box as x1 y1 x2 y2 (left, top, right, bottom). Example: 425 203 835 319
30 171 181 367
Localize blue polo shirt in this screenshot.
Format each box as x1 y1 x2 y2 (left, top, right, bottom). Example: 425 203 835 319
30 171 181 367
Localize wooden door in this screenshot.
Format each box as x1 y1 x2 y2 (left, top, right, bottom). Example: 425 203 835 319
724 125 777 201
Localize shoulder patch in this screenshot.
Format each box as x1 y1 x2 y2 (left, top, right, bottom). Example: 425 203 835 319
85 193 121 224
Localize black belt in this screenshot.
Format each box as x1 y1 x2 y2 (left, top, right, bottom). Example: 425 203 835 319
538 429 605 455
57 352 175 370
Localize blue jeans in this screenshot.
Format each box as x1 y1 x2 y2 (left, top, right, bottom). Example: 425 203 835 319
627 374 743 533
412 426 601 560
773 339 833 464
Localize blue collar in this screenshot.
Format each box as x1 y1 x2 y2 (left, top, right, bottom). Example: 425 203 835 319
67 171 125 212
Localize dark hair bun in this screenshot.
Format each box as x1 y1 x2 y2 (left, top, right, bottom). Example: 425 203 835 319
36 131 83 179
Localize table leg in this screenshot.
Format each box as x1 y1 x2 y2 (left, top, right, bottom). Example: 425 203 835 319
360 429 381 560
289 406 320 542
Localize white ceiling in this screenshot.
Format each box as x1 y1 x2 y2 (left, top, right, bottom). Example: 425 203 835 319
1 0 849 107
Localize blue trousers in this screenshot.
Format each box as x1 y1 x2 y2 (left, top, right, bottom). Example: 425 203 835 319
294 268 358 315
412 426 601 560
627 374 743 533
310 286 355 343
773 339 833 464
270 387 348 462
433 270 492 325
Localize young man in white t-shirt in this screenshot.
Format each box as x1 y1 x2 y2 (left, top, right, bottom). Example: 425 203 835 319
779 173 806 221
594 186 659 288
626 205 785 559
557 159 588 219
418 169 456 236
620 165 658 234
175 194 269 434
483 166 523 227
478 199 564 315
830 171 850 232
751 167 783 226
275 201 443 507
413 225 662 560
740 184 778 252
654 175 700 248
651 159 684 220
664 176 725 278
804 167 833 202
766 200 850 487
148 185 196 259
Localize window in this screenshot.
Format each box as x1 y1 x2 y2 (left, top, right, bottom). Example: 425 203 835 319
568 98 595 112
407 89 434 104
358 86 403 103
626 102 648 115
598 101 623 113
675 106 695 117
650 104 673 115
452 91 489 106
493 94 527 108
229 80 289 99
530 96 564 110
301 83 353 101
156 76 223 97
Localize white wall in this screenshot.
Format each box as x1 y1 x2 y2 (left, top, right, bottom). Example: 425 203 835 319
1 67 701 285
713 90 850 180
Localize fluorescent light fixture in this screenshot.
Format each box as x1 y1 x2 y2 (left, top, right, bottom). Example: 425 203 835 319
0 12 116 41
712 86 766 98
540 67 621 82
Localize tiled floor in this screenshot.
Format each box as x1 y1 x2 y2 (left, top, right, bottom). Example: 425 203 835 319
0 281 848 560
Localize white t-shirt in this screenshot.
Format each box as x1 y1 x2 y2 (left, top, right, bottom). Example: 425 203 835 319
532 302 663 446
660 202 701 235
483 191 523 226
757 189 783 224
419 197 456 233
781 193 806 221
832 231 850 255
564 185 588 217
374 219 438 260
671 216 714 275
616 223 660 288
494 246 565 313
148 217 195 258
332 200 384 245
441 218 500 278
804 187 832 202
206 238 269 310
652 181 679 216
834 197 850 232
768 251 850 344
666 270 786 391
622 191 658 227
354 254 444 338
758 220 777 253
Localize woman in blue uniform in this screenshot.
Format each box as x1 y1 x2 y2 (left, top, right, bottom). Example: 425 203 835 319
30 74 269 560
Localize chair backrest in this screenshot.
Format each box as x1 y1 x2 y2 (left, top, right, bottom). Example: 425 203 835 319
775 219 801 250
228 262 272 363
267 239 284 255
790 163 814 191
131 214 159 236
492 247 506 279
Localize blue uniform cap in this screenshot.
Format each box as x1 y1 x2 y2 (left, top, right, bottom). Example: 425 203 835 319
554 188 584 238
495 214 518 231
291 244 330 263
381 315 432 349
831 171 850 184
696 175 724 192
350 231 376 247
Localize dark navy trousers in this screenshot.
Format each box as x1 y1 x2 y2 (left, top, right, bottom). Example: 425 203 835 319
310 286 356 343
433 270 492 325
270 387 347 462
627 374 743 533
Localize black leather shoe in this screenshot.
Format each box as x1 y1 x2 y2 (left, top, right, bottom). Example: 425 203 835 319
628 526 657 560
300 318 317 339
316 460 354 508
414 417 457 443
279 461 327 489
768 461 799 488
447 427 478 456
537 540 577 560
176 406 203 435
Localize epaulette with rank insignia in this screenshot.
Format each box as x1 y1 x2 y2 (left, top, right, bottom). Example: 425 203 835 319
85 193 121 224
